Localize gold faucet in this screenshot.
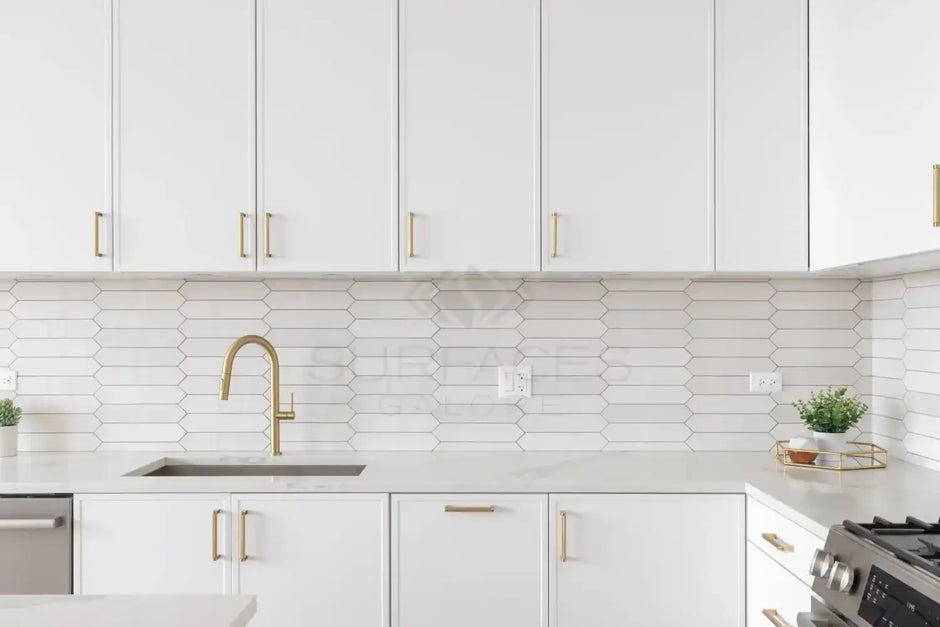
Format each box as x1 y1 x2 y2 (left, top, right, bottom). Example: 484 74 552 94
219 335 294 456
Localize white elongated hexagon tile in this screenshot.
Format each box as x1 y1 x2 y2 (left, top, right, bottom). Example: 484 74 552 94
0 276 933 463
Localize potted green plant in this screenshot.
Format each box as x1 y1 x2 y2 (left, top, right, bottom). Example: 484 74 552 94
0 399 22 458
792 387 868 466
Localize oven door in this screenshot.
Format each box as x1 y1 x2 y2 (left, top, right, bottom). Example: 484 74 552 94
797 599 853 627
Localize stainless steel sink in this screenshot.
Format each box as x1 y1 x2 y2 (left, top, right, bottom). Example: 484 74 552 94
132 463 366 477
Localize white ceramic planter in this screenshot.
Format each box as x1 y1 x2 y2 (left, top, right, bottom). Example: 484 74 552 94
0 425 17 457
812 431 850 467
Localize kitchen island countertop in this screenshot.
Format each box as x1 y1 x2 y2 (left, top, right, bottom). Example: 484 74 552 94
0 594 256 627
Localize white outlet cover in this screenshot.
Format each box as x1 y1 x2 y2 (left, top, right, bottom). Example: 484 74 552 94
749 372 781 393
497 366 531 398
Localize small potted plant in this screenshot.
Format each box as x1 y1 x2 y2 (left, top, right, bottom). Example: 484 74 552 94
792 387 868 466
0 399 22 458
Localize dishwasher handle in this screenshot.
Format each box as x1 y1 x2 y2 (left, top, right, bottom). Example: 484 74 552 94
0 517 64 530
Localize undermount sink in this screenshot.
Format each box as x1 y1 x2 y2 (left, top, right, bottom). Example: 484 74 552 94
129 463 366 477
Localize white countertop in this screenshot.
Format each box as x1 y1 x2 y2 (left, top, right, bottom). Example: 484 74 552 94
0 595 256 627
2 451 939 538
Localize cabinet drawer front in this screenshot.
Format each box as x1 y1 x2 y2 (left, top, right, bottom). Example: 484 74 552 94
747 497 824 586
392 494 548 627
747 540 813 627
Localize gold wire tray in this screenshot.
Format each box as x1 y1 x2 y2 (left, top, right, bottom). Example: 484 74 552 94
774 440 887 471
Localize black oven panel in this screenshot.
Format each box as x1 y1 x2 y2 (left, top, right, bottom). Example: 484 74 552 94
858 566 940 626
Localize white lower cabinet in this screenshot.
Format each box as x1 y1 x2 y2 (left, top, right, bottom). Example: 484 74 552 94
74 494 231 594
746 496 825 587
232 494 389 627
747 541 813 627
76 491 750 626
391 494 548 627
74 493 388 627
549 494 745 627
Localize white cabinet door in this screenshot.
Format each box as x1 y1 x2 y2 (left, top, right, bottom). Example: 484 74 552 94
74 494 231 594
550 494 744 627
392 495 547 627
542 0 714 272
746 541 813 627
114 0 255 272
0 0 112 272
716 0 808 271
400 0 540 272
232 494 388 627
257 0 397 271
810 1 940 269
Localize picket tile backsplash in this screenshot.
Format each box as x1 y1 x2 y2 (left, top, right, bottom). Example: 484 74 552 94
0 275 914 457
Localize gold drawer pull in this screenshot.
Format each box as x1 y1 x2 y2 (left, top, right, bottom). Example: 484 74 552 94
264 212 272 257
238 212 247 258
93 212 103 257
762 532 794 553
211 509 221 562
407 212 415 257
933 165 940 227
239 510 248 562
444 505 496 513
559 510 568 562
550 212 559 258
762 609 794 627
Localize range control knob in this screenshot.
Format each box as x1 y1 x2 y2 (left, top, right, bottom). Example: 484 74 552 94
827 561 855 593
810 549 835 578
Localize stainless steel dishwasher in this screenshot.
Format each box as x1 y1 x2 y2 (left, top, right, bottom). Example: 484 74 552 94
0 495 72 593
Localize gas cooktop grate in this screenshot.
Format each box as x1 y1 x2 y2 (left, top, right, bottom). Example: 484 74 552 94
845 516 940 581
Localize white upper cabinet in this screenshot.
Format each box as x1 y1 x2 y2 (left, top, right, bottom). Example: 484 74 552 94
257 0 397 271
716 0 808 271
114 0 255 272
232 494 388 627
542 0 714 272
0 0 112 272
399 0 540 272
810 1 940 270
392 495 548 627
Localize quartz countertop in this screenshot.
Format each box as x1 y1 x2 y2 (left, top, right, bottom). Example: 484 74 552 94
2 451 938 538
0 595 256 627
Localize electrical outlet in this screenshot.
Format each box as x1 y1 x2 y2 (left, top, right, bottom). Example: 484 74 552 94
0 369 16 392
497 366 531 398
749 372 781 393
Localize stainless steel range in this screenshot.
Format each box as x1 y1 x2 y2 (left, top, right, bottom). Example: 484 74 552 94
802 517 940 626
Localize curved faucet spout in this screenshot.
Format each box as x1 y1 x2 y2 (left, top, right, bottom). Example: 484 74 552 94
219 335 294 455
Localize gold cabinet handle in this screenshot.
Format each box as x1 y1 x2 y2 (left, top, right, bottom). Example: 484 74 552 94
761 532 794 553
550 212 559 258
407 212 415 257
93 212 103 257
211 509 221 562
444 505 496 513
762 609 794 627
933 165 940 227
264 212 272 257
238 212 247 258
239 510 248 562
559 510 568 562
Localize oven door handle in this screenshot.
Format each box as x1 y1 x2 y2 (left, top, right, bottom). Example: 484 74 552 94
0 517 64 530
